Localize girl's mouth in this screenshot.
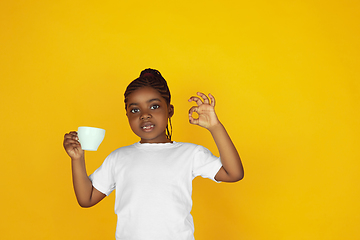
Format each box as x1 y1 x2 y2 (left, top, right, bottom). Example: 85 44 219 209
141 123 154 131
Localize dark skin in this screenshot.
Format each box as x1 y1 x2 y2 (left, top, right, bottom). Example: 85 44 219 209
63 88 243 207
125 87 174 143
188 92 244 182
63 132 106 207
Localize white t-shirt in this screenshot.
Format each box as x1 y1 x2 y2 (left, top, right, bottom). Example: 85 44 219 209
89 141 222 240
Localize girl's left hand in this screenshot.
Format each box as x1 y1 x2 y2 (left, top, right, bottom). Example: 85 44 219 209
188 92 220 129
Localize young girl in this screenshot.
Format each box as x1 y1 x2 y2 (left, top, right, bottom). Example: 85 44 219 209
63 68 244 240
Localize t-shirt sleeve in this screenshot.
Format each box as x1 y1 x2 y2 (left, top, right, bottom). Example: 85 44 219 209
88 154 116 196
192 145 223 182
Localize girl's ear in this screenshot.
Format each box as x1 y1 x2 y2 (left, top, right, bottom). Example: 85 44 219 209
168 104 174 118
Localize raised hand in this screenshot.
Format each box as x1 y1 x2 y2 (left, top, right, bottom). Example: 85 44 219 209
63 131 84 160
188 92 220 129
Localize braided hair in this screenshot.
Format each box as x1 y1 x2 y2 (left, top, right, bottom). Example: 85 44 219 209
124 68 173 140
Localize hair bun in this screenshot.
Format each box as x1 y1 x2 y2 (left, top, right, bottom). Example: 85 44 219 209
140 68 164 80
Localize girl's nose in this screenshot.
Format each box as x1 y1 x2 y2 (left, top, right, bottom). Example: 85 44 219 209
140 113 151 120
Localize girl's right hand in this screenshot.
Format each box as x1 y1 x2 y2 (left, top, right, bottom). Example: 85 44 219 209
63 131 84 160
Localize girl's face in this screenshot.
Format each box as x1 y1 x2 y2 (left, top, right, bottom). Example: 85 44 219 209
126 86 174 143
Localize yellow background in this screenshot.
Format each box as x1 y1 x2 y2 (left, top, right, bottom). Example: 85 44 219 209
1 0 359 239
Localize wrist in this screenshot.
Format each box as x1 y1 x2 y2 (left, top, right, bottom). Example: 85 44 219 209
207 121 223 132
71 155 84 162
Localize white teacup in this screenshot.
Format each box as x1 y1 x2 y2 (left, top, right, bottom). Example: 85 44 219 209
77 126 105 151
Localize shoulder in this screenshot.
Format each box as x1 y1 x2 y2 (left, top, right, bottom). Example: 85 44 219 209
174 142 210 153
177 142 217 160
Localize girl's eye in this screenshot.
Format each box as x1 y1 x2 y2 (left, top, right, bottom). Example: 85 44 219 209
150 105 160 110
130 108 140 113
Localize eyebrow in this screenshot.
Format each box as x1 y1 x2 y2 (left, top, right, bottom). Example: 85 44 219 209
128 98 162 107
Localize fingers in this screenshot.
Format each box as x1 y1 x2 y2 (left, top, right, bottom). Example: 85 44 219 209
197 92 210 104
208 93 216 107
188 106 199 125
63 131 81 148
188 106 199 117
64 131 78 140
63 131 84 160
64 131 77 137
188 96 203 106
188 92 215 106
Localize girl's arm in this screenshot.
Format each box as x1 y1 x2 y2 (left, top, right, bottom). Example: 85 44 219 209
188 93 244 182
63 131 106 207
